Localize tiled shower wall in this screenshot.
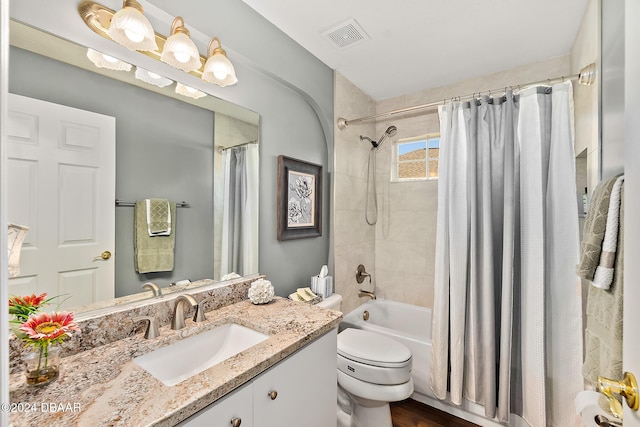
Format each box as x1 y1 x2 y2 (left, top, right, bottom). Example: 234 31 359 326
333 73 376 315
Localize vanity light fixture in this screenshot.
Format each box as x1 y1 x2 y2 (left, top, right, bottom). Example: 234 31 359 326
86 48 132 71
79 1 238 87
135 67 173 88
106 0 158 51
160 17 201 72
175 82 207 99
201 37 238 87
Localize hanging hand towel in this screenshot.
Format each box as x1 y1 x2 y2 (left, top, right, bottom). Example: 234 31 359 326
577 175 619 281
135 200 176 273
146 198 171 236
592 176 624 289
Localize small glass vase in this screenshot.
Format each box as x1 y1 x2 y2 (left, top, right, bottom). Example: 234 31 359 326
24 344 60 387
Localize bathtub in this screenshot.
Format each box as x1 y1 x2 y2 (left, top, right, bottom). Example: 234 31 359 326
340 299 519 427
339 299 433 397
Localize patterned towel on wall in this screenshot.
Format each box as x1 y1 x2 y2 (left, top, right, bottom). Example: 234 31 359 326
146 198 171 236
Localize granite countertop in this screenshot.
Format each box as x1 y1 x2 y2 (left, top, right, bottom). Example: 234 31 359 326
9 297 342 427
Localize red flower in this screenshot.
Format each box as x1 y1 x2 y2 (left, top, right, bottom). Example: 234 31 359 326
8 292 47 308
20 312 80 342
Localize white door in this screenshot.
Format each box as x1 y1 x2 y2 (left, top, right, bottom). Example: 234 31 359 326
6 94 115 309
624 1 640 424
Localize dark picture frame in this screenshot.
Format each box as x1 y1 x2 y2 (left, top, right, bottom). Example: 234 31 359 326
277 155 323 241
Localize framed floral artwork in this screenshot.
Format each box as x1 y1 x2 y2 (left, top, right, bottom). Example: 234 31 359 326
277 155 322 240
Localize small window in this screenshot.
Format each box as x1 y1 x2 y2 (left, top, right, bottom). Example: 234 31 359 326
393 134 440 181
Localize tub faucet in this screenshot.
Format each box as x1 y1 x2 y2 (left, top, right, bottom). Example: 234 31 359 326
358 289 376 300
171 294 199 330
142 281 162 297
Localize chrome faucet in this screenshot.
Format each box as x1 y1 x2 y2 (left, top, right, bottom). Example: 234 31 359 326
142 281 162 297
358 289 377 300
171 294 199 330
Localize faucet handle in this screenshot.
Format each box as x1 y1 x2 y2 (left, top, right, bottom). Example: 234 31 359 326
194 296 215 322
133 316 160 339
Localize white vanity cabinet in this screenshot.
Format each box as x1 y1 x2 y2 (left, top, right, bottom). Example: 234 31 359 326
253 329 337 427
179 329 337 427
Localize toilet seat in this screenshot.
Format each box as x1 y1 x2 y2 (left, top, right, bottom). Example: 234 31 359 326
337 328 412 385
337 370 414 403
338 329 412 367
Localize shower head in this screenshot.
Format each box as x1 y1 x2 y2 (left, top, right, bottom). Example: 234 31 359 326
373 125 398 148
360 125 398 149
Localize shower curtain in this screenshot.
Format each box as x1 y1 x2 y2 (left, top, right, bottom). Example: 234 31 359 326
430 82 583 427
220 144 259 277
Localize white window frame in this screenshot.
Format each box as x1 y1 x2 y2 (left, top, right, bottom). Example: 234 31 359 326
391 133 440 182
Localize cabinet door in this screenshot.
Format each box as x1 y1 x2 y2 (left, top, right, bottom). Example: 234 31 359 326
253 329 337 427
178 382 253 427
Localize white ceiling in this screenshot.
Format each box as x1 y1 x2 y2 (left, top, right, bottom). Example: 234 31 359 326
242 0 590 101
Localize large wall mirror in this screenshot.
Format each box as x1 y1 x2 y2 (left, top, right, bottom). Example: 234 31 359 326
7 19 260 314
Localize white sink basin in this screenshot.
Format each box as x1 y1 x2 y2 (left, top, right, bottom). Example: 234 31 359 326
134 323 269 386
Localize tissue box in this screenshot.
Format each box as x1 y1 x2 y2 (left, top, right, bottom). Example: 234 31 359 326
311 275 333 298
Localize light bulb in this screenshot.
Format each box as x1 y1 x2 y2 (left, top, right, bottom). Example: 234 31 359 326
212 59 229 80
173 51 191 64
102 54 118 63
124 28 145 43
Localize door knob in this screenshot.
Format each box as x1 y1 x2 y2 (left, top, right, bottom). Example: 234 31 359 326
597 371 639 418
93 250 112 261
268 390 278 400
230 417 241 426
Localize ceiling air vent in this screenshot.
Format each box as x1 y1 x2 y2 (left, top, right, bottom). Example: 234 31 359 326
322 18 369 49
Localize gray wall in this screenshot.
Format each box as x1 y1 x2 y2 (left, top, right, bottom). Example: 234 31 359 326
9 47 216 297
146 1 334 296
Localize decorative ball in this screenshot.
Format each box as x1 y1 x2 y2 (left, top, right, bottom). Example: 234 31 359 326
248 279 275 304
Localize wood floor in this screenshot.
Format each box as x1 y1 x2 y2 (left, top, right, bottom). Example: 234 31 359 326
390 399 480 427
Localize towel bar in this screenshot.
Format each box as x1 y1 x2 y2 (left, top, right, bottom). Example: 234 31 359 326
115 199 190 208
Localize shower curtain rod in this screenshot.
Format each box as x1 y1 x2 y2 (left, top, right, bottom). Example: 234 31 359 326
337 62 597 130
216 140 259 154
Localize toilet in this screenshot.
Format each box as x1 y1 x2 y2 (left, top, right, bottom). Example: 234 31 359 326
317 294 414 427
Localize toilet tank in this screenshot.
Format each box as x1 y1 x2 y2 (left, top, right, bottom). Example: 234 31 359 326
316 293 342 312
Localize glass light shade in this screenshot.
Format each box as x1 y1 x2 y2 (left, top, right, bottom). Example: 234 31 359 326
134 67 173 88
202 53 237 87
107 3 158 51
161 33 201 72
175 82 207 99
86 49 132 71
